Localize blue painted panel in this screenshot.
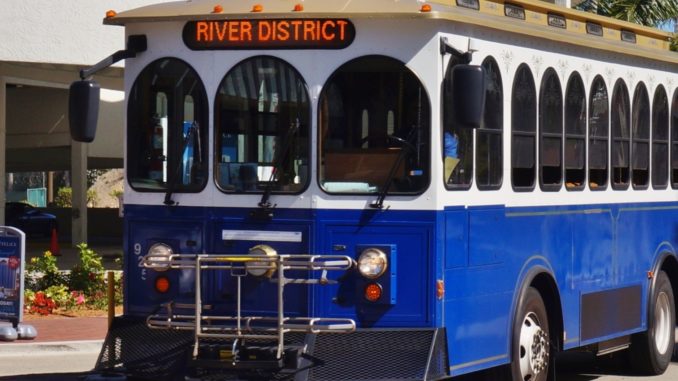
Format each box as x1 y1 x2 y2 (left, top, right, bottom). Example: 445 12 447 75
444 209 467 268
316 220 433 327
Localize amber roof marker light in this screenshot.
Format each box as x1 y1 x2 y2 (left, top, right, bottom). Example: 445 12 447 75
252 4 263 12
294 4 304 12
420 4 432 13
212 5 223 14
105 10 117 19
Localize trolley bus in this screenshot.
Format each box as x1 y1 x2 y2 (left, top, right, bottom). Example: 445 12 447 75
69 1 678 380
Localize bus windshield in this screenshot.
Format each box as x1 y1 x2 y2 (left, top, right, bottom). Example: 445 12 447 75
214 56 310 193
319 56 430 194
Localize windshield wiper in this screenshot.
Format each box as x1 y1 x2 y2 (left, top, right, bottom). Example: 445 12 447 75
370 129 416 210
253 118 300 218
164 121 202 206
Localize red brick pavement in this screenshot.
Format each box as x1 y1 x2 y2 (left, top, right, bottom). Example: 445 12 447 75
0 317 108 344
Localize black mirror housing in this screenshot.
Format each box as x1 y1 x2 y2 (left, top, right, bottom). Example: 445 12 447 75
450 65 485 129
68 80 100 142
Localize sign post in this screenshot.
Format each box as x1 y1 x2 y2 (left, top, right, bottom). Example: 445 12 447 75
0 226 36 341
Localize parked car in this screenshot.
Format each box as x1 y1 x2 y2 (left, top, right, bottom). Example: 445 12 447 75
4 202 58 237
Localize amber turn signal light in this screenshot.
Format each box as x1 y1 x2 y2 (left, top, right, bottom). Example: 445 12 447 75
364 283 382 302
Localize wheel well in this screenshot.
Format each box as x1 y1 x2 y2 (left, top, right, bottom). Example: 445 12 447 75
660 254 678 329
531 273 564 351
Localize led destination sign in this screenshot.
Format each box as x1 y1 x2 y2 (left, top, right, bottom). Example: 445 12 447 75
183 19 355 50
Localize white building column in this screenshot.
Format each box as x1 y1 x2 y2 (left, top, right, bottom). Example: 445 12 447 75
71 140 88 244
0 78 6 226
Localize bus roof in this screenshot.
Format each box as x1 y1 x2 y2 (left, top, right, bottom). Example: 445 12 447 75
104 0 678 64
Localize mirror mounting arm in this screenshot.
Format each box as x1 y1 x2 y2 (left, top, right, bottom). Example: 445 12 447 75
439 37 473 64
79 35 147 79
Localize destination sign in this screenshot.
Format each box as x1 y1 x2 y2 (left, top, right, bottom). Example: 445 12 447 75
183 19 355 50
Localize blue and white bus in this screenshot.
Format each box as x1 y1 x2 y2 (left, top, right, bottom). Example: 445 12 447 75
69 1 678 380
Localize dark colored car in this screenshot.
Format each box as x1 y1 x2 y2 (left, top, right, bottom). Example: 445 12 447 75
4 202 58 237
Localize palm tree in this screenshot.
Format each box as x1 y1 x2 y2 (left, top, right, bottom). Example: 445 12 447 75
576 0 678 28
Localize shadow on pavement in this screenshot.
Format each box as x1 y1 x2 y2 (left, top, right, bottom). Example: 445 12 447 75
0 373 89 381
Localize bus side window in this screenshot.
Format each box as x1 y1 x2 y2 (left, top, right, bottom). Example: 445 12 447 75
511 64 537 191
443 58 473 189
564 72 586 191
539 68 563 191
651 86 669 189
611 79 630 190
672 89 678 188
631 82 650 189
476 56 503 191
588 75 609 190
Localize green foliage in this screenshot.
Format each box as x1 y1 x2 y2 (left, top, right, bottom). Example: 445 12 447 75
576 1 678 28
68 243 106 297
671 34 678 51
26 251 66 291
54 187 97 207
24 243 120 316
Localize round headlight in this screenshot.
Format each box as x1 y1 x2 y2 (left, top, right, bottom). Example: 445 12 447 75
246 245 277 278
146 243 173 271
357 248 388 279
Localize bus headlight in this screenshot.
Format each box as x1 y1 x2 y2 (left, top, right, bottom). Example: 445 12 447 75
357 248 388 279
146 243 173 271
246 245 277 278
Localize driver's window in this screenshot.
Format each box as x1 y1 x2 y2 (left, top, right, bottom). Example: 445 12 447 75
318 55 430 194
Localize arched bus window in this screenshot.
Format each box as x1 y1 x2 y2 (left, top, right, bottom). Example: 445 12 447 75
319 56 430 194
539 68 563 191
127 58 208 192
611 79 631 190
511 64 537 191
443 57 473 189
214 56 310 193
652 85 669 189
476 56 503 190
631 82 650 189
672 90 678 188
588 76 609 190
564 72 586 191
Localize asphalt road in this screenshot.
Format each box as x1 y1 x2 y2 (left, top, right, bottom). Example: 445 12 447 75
0 348 676 380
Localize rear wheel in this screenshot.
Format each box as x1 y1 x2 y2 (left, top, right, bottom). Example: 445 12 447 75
630 270 675 375
511 287 551 381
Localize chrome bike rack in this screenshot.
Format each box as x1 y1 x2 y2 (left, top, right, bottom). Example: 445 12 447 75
142 251 356 361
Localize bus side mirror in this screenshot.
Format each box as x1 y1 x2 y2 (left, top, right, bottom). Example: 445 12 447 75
450 64 485 129
68 80 100 142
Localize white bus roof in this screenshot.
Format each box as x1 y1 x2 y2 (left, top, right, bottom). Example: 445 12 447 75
103 0 677 64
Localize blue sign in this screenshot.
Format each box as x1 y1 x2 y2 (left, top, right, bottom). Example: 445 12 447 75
0 228 24 324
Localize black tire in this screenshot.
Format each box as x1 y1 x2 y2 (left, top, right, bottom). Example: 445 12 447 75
510 287 552 381
630 270 675 375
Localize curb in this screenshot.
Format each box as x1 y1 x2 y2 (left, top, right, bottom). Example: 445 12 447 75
0 340 103 355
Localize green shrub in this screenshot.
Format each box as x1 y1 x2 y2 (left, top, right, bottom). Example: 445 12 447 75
26 251 66 291
68 243 105 297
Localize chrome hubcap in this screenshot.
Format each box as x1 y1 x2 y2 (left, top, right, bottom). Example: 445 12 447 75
519 313 549 380
654 291 671 355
